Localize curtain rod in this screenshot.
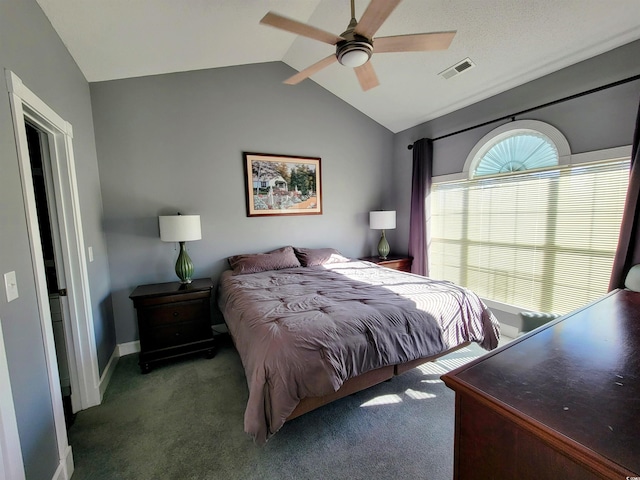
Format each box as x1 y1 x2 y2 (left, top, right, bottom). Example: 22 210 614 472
407 73 640 150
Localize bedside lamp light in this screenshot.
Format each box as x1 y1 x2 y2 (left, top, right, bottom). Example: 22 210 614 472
159 214 201 284
369 210 396 260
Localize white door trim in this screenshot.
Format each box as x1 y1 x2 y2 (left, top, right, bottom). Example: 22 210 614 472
5 69 101 478
0 315 26 480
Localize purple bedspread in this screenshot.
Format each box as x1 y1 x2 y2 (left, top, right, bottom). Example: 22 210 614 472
218 260 500 444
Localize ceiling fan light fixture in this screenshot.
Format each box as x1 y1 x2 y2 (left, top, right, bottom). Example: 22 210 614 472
339 49 370 67
336 41 373 67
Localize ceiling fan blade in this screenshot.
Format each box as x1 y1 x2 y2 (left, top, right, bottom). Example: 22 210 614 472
374 31 457 53
261 12 344 45
284 55 338 85
354 62 379 91
354 0 402 39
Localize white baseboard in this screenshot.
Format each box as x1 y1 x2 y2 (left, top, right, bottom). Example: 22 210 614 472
118 341 141 356
98 349 119 401
51 445 73 480
97 341 142 403
96 342 141 402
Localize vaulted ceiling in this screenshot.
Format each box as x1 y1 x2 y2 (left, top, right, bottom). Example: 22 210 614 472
36 0 640 132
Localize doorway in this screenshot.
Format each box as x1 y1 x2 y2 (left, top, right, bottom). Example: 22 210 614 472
6 69 103 478
25 121 75 429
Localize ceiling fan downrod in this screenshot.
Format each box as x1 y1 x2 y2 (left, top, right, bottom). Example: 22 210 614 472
336 0 373 67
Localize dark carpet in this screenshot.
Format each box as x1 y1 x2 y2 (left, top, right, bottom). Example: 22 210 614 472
68 336 487 480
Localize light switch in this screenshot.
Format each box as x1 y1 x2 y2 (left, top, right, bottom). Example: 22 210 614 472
4 271 18 302
88 246 94 262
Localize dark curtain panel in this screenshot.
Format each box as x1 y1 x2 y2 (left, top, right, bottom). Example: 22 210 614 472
609 97 640 290
408 138 433 276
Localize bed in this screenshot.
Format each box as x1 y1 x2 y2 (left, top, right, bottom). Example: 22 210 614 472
218 246 500 444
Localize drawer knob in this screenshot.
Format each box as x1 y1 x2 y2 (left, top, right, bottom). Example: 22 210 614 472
173 311 179 317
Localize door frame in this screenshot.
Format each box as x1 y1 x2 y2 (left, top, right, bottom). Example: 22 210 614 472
5 70 101 477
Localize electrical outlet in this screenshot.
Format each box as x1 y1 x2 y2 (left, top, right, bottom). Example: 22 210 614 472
88 246 94 262
4 271 18 302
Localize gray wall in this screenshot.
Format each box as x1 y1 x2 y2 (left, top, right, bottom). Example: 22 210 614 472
0 1 115 478
391 40 640 328
90 62 394 344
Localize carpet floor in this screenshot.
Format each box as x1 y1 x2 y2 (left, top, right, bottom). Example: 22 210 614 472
68 336 489 480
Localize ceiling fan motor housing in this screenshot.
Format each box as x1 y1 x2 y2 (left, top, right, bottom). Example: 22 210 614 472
336 32 373 67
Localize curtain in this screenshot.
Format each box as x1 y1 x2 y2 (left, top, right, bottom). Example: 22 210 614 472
408 138 433 276
609 97 640 290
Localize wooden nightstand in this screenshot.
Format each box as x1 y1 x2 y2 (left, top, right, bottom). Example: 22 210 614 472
130 278 216 373
359 255 413 273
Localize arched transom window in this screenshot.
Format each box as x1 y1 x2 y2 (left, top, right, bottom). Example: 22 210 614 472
473 132 558 176
464 120 571 179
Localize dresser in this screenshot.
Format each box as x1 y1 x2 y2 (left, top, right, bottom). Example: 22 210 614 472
359 255 413 272
441 289 640 479
130 278 216 373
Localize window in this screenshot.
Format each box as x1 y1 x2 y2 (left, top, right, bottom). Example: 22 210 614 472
430 121 630 315
474 133 558 176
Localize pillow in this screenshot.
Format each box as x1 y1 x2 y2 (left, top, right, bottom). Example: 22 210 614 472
293 247 350 267
228 246 301 275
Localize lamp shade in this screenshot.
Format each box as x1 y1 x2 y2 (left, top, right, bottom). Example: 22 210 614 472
159 215 201 242
369 211 396 230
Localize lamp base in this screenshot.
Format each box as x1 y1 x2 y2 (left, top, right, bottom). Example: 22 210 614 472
175 241 194 284
377 230 390 260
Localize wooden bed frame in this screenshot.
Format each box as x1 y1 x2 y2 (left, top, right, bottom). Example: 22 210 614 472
287 341 470 421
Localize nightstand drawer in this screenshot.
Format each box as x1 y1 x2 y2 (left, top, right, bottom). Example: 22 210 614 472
143 299 206 327
148 321 209 349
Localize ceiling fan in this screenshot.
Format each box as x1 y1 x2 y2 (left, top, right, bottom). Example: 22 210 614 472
260 0 456 91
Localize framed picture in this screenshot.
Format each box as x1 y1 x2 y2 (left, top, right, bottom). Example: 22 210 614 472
243 152 322 217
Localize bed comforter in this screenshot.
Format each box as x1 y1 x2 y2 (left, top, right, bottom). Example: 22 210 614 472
218 260 500 444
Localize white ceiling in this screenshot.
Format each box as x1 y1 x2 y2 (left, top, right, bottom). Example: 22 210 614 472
36 0 640 133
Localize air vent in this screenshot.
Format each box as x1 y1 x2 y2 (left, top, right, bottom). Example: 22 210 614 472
439 58 476 80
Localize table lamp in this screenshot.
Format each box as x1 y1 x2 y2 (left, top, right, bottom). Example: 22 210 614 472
159 214 201 284
369 210 396 259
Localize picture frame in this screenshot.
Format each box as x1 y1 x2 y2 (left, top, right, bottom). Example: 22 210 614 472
243 152 323 217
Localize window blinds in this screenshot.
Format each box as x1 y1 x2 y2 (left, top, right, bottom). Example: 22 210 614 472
431 160 630 315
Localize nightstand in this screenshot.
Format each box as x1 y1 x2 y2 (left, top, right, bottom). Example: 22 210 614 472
359 255 413 273
129 278 216 373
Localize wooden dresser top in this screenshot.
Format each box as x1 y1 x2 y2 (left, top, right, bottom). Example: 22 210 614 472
443 289 640 474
